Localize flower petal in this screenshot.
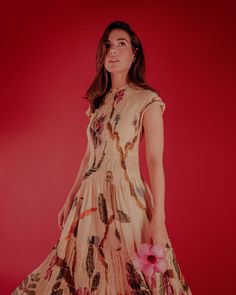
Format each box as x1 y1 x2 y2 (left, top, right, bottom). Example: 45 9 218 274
132 256 145 271
151 244 166 258
137 243 152 258
155 258 168 274
143 263 155 278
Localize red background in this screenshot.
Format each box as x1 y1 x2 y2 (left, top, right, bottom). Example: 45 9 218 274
0 0 235 294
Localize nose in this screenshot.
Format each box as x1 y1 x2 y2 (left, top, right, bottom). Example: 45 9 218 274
109 48 117 56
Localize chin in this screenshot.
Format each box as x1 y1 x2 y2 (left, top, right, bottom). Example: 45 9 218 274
107 66 128 74
109 69 123 73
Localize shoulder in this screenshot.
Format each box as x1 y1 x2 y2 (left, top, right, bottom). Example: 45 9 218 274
131 87 166 115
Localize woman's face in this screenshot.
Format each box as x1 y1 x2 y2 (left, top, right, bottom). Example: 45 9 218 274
104 29 135 75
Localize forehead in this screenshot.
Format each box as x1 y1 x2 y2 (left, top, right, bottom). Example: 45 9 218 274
106 29 131 43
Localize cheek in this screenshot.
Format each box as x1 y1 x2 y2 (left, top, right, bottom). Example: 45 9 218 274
124 55 133 67
121 49 133 62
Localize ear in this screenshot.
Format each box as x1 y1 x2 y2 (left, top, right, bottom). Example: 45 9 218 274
132 48 137 57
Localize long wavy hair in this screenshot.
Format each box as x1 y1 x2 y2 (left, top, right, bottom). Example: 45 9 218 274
83 20 159 114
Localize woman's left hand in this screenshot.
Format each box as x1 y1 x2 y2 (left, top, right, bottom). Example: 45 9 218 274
147 216 169 246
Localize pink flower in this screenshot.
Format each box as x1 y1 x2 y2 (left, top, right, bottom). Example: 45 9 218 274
114 89 125 103
132 243 168 288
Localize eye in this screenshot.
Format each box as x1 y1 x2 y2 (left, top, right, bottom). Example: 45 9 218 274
119 41 126 46
105 43 110 48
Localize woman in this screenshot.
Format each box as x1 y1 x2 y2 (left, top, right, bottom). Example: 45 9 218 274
12 21 192 295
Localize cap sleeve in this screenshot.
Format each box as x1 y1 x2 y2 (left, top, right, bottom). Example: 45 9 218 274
139 93 166 138
142 94 166 116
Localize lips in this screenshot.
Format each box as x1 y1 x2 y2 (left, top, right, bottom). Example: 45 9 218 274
109 59 119 62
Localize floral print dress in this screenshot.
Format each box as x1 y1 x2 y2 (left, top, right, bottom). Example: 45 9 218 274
12 83 193 295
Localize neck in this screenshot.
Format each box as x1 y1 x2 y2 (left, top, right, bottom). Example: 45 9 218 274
110 74 129 90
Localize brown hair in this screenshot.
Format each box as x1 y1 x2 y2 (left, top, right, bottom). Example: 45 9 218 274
83 20 159 114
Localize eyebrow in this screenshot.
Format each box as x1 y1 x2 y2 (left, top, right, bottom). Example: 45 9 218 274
106 38 128 43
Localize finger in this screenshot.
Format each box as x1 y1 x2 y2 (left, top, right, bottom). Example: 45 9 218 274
58 215 62 228
58 220 62 230
58 215 64 230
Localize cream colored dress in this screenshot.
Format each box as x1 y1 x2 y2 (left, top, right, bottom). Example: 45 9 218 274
12 83 193 295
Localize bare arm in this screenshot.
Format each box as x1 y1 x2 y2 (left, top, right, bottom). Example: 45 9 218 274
65 142 90 205
142 104 166 222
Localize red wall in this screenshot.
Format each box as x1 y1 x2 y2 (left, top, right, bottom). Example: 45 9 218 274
0 0 235 294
